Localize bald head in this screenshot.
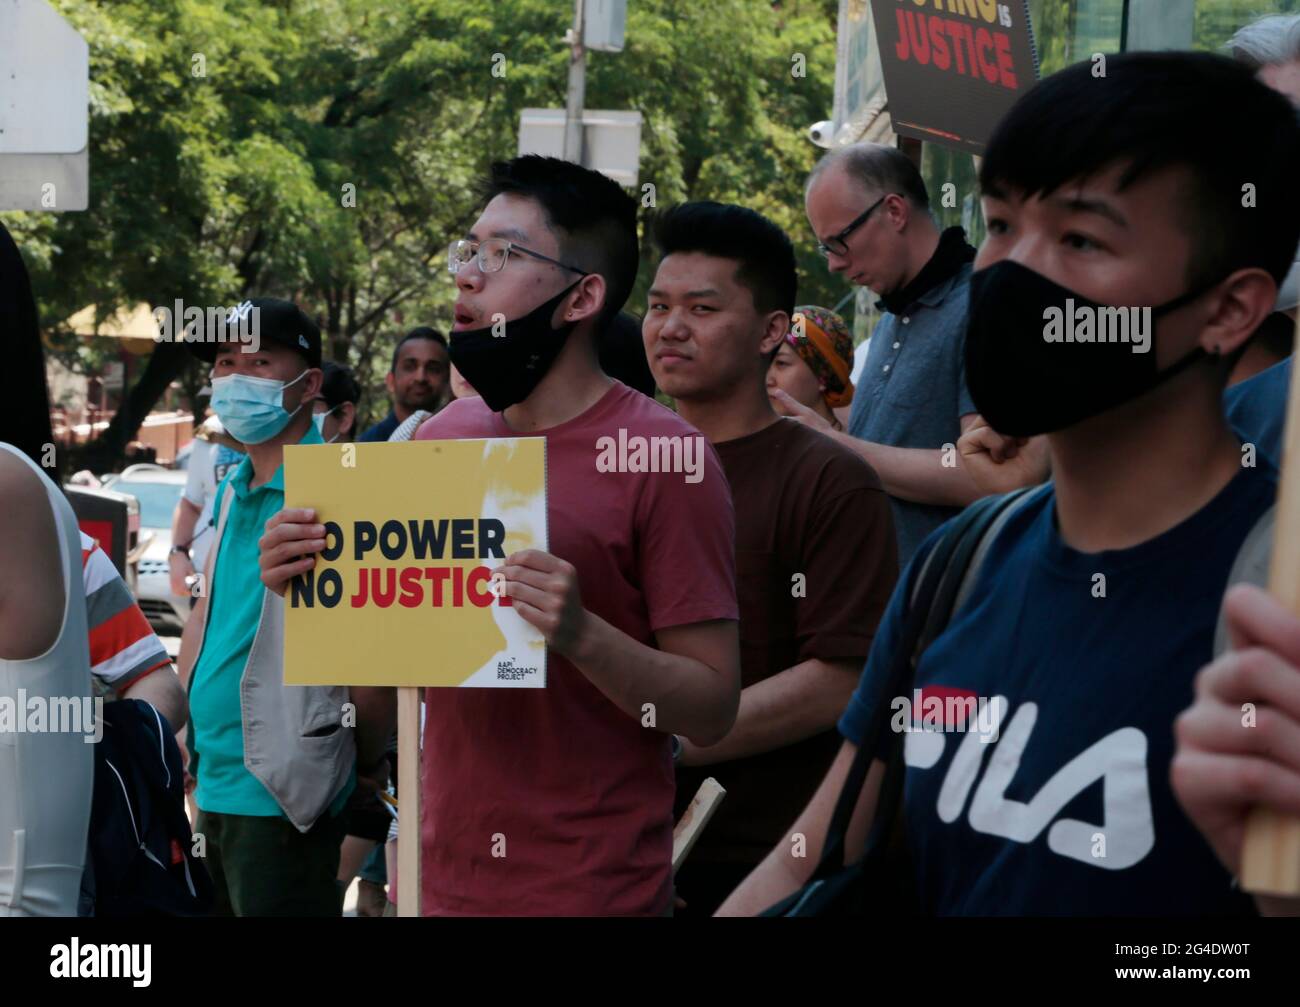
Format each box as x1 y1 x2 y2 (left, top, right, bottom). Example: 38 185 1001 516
805 142 930 210
1229 13 1300 105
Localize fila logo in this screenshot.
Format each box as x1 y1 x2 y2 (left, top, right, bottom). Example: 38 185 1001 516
905 696 1155 870
298 334 310 349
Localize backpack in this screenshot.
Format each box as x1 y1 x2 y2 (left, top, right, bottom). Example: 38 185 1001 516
762 489 1275 916
79 699 213 917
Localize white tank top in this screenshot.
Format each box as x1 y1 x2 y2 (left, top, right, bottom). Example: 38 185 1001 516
0 442 94 916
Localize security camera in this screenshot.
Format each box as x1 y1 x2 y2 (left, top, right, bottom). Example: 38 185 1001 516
808 120 835 149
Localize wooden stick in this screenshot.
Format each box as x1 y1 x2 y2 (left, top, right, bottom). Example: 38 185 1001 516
672 777 726 875
1241 314 1300 896
396 686 422 916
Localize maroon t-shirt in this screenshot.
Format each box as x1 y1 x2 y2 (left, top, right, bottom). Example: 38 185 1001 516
676 418 898 863
414 381 737 915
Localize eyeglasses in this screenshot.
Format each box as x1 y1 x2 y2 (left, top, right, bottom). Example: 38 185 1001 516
816 194 892 258
448 238 589 277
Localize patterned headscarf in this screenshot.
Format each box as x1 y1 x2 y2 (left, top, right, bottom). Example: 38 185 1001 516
784 305 854 408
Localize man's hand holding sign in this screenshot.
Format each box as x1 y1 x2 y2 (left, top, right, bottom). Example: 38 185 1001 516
260 507 329 594
490 547 740 739
492 549 587 655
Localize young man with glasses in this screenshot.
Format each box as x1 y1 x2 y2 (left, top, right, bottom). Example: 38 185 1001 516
778 143 983 564
258 156 741 915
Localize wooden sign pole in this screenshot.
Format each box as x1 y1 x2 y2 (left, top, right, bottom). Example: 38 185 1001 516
1241 315 1300 896
396 686 422 916
672 778 726 875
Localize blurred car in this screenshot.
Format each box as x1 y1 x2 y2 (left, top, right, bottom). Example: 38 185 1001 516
101 463 189 633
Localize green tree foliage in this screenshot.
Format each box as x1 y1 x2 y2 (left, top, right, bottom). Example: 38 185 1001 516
2 0 841 460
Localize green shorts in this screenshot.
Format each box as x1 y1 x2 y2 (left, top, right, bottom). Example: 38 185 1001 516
195 808 348 917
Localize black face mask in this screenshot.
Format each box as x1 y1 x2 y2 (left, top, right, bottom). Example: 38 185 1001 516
964 260 1215 437
448 281 581 413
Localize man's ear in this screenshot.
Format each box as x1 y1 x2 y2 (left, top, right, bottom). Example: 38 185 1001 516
885 192 910 234
384 371 396 398
561 273 608 327
1199 267 1282 358
302 367 324 401
759 311 789 359
340 402 357 437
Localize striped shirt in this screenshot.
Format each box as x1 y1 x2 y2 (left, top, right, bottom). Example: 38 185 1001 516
80 531 171 690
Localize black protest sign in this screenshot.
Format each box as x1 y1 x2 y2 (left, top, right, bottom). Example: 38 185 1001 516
871 0 1039 155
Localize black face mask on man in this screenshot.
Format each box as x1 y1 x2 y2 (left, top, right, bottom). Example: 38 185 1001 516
448 280 582 413
963 260 1216 437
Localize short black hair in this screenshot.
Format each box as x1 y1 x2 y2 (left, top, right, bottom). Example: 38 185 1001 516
598 312 656 398
651 201 797 318
319 360 361 410
980 51 1300 290
390 326 447 374
482 155 640 325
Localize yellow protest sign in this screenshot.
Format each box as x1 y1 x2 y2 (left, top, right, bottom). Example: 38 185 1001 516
283 438 547 688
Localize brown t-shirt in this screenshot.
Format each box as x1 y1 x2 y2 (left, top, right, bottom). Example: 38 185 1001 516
675 418 898 864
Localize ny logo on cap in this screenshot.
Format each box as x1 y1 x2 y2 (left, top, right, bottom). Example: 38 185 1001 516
227 301 255 325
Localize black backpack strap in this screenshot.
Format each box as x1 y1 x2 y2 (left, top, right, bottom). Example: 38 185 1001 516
857 488 1035 877
918 486 1038 653
948 487 1039 623
815 488 1035 878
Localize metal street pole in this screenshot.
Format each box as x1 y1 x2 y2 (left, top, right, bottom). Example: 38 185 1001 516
563 0 586 164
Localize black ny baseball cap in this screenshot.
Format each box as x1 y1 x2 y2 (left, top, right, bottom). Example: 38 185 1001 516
186 297 322 368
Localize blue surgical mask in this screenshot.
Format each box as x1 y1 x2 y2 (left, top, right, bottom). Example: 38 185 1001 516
312 404 341 443
210 370 309 444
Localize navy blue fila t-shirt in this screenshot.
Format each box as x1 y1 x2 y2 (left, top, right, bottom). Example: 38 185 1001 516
839 462 1276 916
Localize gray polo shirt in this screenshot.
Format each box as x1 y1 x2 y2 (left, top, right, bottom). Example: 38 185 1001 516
846 263 976 565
